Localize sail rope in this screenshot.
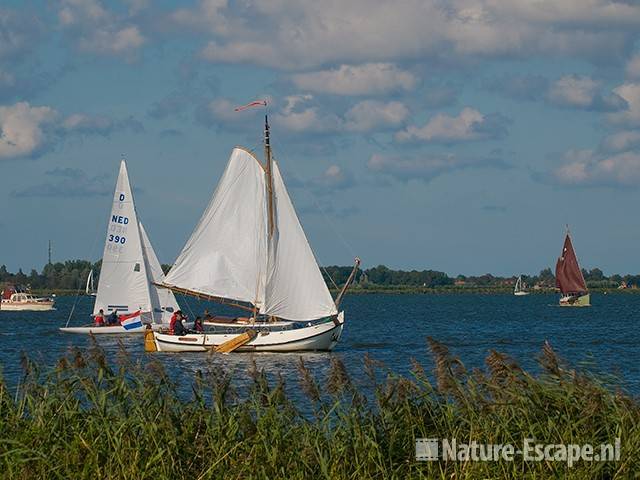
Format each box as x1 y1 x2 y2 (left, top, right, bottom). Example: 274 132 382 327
265 143 358 292
65 210 105 327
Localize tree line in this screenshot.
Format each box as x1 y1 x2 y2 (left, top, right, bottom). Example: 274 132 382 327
1 261 639 291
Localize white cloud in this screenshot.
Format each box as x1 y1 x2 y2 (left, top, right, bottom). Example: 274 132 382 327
291 63 416 96
0 102 144 160
546 75 626 111
343 100 409 132
166 0 640 69
608 83 640 126
0 102 57 159
307 164 356 193
57 0 145 59
601 130 640 152
395 107 507 143
625 54 640 80
550 148 640 186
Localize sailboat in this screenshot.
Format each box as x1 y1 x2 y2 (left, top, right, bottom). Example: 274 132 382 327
60 160 181 334
85 269 97 297
514 275 529 296
151 114 359 352
555 228 590 307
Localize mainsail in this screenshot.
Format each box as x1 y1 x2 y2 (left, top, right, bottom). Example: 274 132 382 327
555 233 588 295
164 147 337 321
93 161 152 316
139 222 180 323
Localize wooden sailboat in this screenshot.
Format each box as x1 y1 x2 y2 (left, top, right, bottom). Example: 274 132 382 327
152 113 360 352
555 229 590 307
514 275 529 296
60 160 181 334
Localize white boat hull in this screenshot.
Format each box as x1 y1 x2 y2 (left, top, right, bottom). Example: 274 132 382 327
154 313 344 353
203 319 294 328
514 291 529 296
1 301 55 311
59 322 192 335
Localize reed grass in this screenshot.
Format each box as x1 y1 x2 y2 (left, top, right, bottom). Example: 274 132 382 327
0 339 638 479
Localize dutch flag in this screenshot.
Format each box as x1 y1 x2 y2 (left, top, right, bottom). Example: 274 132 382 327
120 310 143 331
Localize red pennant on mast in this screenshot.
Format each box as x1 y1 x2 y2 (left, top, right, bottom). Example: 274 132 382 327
234 100 267 112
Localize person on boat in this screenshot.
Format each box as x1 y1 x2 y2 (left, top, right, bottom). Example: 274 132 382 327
203 309 213 321
169 310 186 335
193 316 204 333
107 309 119 325
94 309 105 327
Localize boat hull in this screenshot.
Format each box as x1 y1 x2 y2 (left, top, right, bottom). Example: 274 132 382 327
59 322 192 335
203 319 294 328
559 293 590 307
154 313 344 353
1 301 55 311
514 291 529 296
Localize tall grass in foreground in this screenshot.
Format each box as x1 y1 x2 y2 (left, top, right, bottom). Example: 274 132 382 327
0 340 638 480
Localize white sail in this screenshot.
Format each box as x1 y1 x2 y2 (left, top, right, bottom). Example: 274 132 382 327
93 161 151 316
139 222 180 324
85 269 94 295
262 161 338 321
164 148 267 307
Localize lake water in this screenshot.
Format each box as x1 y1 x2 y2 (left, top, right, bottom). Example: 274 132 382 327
1 293 638 396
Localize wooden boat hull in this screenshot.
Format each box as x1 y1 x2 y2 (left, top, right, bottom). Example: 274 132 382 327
1 301 55 311
153 313 344 353
559 293 590 307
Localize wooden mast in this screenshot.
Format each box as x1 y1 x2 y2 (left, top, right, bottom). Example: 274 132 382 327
264 114 275 238
334 257 361 310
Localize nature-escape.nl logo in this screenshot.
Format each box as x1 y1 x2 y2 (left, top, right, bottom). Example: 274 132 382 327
416 438 621 467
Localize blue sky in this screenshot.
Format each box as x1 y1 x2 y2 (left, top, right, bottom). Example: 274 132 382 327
3 0 640 276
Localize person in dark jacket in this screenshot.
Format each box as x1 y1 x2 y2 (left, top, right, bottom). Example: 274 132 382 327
193 316 204 333
107 309 119 325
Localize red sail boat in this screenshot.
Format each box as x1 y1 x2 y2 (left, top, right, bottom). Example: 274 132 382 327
555 229 590 307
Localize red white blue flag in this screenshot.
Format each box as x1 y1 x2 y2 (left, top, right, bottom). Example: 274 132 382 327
234 100 267 111
120 310 143 330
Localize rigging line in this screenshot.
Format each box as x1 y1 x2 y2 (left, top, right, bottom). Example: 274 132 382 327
271 142 358 260
66 205 105 327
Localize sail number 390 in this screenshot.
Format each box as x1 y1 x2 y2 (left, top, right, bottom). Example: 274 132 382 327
108 234 126 244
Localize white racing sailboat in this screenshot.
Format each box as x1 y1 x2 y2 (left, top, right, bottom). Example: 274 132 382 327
514 275 529 296
61 160 180 334
151 112 359 352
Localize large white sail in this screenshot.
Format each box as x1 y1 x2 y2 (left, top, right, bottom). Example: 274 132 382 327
263 161 338 320
139 222 180 324
93 161 151 316
164 148 268 307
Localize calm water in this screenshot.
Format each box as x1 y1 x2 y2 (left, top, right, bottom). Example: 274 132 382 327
1 293 639 395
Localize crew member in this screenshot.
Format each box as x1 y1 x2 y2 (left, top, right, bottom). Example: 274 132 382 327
94 309 105 327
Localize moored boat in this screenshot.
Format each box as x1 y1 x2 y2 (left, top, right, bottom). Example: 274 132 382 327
555 228 590 307
1 287 55 311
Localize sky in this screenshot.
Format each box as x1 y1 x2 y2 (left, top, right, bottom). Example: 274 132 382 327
3 0 640 277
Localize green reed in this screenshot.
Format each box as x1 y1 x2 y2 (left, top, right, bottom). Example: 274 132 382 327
0 338 638 479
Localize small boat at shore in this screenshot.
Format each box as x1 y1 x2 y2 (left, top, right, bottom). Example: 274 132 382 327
1 286 54 311
514 275 529 296
555 227 590 307
61 160 180 334
151 108 359 353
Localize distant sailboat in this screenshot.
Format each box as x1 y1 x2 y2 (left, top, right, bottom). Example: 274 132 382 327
514 275 529 296
555 228 590 307
61 160 181 334
85 269 97 297
151 112 360 352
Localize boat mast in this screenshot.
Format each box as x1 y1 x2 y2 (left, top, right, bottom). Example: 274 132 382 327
264 115 275 238
334 257 361 310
